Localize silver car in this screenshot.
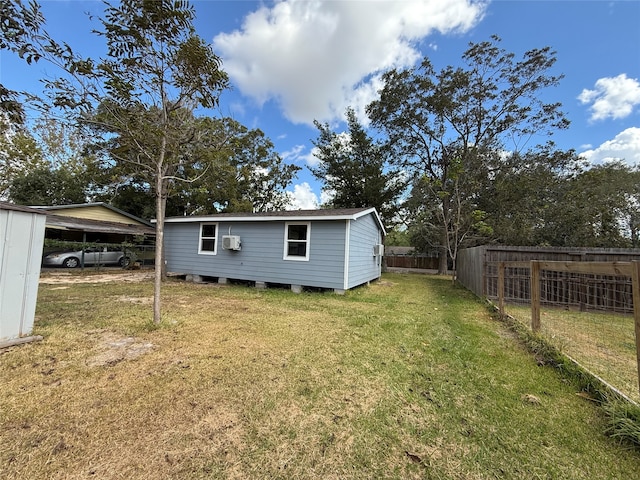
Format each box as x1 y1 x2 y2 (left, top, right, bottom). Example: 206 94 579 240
42 247 131 268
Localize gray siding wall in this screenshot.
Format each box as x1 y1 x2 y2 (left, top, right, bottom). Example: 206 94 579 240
346 213 383 289
164 220 348 289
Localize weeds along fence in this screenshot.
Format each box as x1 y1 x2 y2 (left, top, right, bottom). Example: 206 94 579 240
457 246 640 403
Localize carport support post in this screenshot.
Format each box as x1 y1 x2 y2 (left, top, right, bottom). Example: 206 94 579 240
81 231 86 270
630 261 640 395
530 260 541 332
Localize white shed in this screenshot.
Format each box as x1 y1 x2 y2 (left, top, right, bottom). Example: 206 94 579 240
0 202 46 347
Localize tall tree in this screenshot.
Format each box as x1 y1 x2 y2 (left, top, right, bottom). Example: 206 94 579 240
45 0 228 324
9 165 87 205
91 115 299 217
553 161 640 247
310 107 406 225
3 116 105 205
0 120 46 198
167 117 300 215
367 36 568 276
479 147 583 246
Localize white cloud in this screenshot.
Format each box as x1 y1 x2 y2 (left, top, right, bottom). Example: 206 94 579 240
213 0 486 125
280 143 322 167
286 182 319 209
319 188 335 206
579 127 640 165
281 144 306 162
578 74 640 121
304 146 322 167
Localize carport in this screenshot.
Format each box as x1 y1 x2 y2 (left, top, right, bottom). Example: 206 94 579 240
43 213 156 268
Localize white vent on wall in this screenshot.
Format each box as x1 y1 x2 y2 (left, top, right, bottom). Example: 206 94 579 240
373 244 384 256
222 235 241 251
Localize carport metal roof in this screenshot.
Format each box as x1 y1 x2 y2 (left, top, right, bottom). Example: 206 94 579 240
45 214 155 236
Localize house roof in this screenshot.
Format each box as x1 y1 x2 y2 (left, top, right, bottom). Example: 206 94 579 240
31 202 152 226
163 207 386 234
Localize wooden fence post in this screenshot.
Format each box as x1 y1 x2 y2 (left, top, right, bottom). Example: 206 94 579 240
498 262 505 318
531 260 541 332
630 261 640 395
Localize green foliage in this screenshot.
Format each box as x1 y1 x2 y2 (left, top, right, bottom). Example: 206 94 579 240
1 0 76 123
384 227 411 246
557 162 640 247
604 400 640 447
165 116 300 214
311 107 406 225
2 116 103 205
97 182 156 220
480 147 581 246
9 165 86 205
482 152 640 247
0 0 45 124
0 121 46 198
91 115 300 216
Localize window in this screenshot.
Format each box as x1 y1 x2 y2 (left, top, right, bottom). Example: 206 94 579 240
284 222 310 261
199 223 217 254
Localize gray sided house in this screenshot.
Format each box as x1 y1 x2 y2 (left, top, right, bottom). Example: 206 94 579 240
163 207 385 293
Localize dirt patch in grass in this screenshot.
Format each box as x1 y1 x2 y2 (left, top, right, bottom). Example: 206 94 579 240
116 295 154 305
85 330 155 367
39 270 154 284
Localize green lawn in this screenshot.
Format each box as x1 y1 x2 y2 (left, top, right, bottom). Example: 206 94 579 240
1 273 639 479
504 303 640 404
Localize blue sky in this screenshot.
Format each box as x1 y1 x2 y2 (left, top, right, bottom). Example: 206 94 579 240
2 0 640 209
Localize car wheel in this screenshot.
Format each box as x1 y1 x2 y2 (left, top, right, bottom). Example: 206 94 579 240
119 256 131 268
63 257 80 268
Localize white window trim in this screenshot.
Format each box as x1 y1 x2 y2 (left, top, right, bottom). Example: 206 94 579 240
198 222 218 255
283 221 311 261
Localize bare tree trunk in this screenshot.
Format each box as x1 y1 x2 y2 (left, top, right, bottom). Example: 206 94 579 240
438 229 448 275
153 183 164 325
438 194 450 275
153 143 167 325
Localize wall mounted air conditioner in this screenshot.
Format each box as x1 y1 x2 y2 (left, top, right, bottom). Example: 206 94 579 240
373 244 384 256
222 235 241 251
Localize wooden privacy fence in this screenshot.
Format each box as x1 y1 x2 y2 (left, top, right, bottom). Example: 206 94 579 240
457 245 640 299
385 255 439 270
